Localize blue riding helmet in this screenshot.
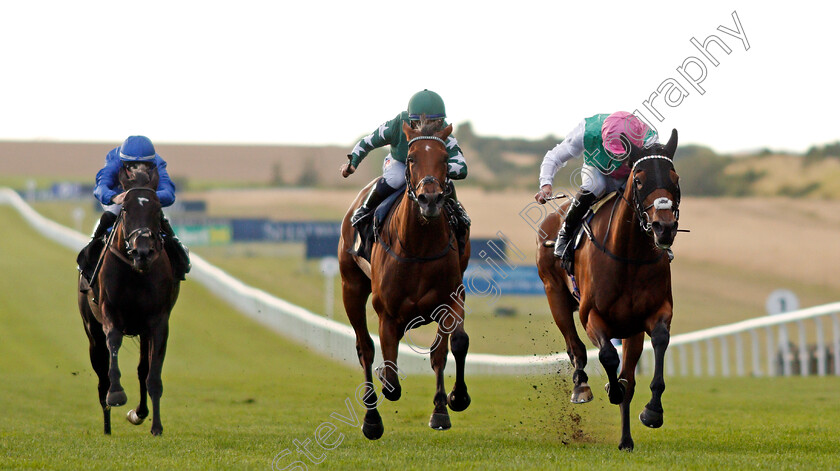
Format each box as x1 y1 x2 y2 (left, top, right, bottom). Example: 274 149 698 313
119 135 157 162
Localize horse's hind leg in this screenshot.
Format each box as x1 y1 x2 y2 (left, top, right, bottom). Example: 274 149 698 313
104 326 127 408
127 333 150 426
546 283 590 403
618 333 644 451
640 317 671 429
147 321 169 436
429 324 451 431
341 276 382 440
447 308 471 412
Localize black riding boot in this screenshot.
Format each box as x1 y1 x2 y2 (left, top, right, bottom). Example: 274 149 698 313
554 191 598 260
351 178 397 227
77 211 119 283
445 183 470 254
160 215 191 281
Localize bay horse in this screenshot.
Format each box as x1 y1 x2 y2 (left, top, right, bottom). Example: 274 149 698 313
77 164 180 435
536 130 681 450
338 121 471 439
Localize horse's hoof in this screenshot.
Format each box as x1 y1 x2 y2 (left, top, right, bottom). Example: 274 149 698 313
570 383 593 404
106 389 127 407
618 438 634 451
604 379 627 405
382 385 401 402
640 407 664 428
150 425 163 436
126 409 146 425
429 412 451 431
447 390 471 412
362 410 384 440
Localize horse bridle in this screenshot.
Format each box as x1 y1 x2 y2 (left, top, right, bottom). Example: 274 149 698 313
630 155 681 234
115 187 164 264
404 136 452 204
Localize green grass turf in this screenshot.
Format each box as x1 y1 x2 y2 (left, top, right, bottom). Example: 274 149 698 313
2 205 840 470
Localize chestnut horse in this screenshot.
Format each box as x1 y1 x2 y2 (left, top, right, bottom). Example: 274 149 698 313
537 130 681 450
77 166 179 435
338 121 471 439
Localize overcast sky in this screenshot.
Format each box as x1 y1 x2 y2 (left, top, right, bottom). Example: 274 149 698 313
1 1 836 154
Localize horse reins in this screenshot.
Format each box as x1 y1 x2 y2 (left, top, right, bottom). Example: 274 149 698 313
106 188 164 268
404 136 452 204
375 135 456 263
630 155 681 234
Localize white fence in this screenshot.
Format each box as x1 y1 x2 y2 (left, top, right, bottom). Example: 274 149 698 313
2 187 838 377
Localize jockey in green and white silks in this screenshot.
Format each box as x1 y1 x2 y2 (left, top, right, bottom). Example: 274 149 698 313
342 89 469 228
536 111 658 261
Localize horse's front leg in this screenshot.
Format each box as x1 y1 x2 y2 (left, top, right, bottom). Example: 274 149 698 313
376 318 403 402
127 333 150 426
429 323 451 431
104 325 127 408
640 316 671 429
618 333 644 451
447 306 471 412
147 320 169 436
585 311 624 405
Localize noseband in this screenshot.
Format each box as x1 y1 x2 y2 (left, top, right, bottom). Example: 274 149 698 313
405 136 452 204
114 187 163 264
630 155 680 234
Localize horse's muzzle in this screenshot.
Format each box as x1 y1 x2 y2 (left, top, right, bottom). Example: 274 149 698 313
417 191 444 219
652 221 677 249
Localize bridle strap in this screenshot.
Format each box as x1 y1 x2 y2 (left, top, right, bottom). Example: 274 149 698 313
407 136 447 147
631 155 680 233
405 136 451 203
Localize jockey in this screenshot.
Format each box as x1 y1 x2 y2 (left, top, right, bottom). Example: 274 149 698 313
535 111 658 262
76 135 191 283
340 89 470 238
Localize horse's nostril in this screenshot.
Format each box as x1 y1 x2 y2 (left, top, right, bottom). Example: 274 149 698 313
434 193 444 205
417 194 429 205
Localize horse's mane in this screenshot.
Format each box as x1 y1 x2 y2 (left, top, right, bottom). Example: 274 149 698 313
418 118 444 137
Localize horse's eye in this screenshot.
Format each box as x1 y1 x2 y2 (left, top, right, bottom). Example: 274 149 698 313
407 156 414 164
634 178 643 189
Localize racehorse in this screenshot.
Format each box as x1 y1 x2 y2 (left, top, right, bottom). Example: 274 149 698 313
536 129 681 450
77 164 179 435
338 120 471 439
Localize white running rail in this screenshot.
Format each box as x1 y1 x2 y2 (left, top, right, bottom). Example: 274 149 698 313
3 187 838 377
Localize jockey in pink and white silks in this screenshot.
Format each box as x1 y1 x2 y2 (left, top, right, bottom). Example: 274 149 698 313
535 111 658 261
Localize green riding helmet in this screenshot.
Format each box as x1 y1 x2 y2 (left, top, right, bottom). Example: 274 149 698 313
407 89 446 121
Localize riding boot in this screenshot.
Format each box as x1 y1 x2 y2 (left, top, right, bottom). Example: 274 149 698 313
351 178 397 227
160 215 191 281
77 211 119 284
445 182 470 254
554 191 598 261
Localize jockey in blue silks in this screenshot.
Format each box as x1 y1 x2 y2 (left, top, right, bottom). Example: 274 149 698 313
77 135 190 283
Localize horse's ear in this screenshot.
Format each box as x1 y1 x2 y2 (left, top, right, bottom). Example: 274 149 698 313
619 134 643 166
437 124 453 141
149 165 160 190
402 121 418 141
118 163 132 189
664 129 678 157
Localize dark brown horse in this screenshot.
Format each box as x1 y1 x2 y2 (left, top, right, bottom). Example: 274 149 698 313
77 165 180 435
338 121 471 439
537 130 681 450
